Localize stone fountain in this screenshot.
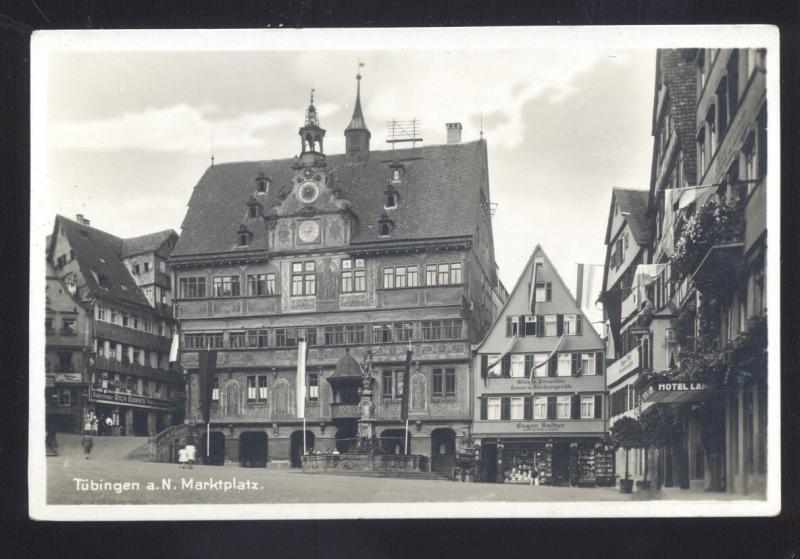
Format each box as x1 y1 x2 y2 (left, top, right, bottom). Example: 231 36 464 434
301 348 422 476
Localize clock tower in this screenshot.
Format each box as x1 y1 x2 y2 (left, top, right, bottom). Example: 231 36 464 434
265 91 353 251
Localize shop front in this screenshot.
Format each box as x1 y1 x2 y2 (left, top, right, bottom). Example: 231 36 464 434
473 419 613 487
87 388 177 437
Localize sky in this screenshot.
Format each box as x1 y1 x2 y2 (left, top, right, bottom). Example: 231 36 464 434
42 41 656 327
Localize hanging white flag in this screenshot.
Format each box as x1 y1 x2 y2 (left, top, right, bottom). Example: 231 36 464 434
296 339 307 419
168 333 180 363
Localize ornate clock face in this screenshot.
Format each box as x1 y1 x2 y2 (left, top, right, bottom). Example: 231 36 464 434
297 220 320 243
298 181 319 204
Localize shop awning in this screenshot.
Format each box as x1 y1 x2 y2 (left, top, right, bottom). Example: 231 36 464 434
639 380 715 404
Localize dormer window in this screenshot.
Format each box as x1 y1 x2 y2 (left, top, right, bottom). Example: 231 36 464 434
246 196 263 219
392 169 401 181
378 213 394 237
389 162 404 183
237 224 253 247
256 172 270 194
385 193 398 209
249 205 259 219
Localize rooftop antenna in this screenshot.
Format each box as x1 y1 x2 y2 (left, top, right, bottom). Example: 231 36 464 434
210 129 215 166
480 113 484 139
386 118 423 149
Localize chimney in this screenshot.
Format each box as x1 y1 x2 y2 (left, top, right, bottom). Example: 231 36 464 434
446 122 462 145
76 214 90 226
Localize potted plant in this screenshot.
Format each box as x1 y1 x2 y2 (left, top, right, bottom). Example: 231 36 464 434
608 416 642 494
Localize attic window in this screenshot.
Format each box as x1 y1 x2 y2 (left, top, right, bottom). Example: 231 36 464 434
249 205 260 218
98 274 111 290
392 169 401 181
378 213 394 237
256 173 270 194
237 225 253 247
385 192 398 210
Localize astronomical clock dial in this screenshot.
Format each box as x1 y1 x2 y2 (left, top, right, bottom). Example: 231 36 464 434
297 181 320 204
297 220 320 243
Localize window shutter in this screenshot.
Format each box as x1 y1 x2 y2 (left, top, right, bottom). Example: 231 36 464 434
524 354 532 376
596 352 604 375
548 355 557 377
546 283 552 301
594 395 603 419
572 394 581 419
502 354 511 377
506 316 512 337
576 315 583 335
524 397 533 420
556 314 564 336
571 353 579 376
547 396 556 419
480 397 487 420
480 355 488 381
501 397 510 420
519 315 526 337
537 315 545 337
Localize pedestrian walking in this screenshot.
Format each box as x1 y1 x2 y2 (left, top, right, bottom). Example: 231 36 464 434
178 446 188 469
83 414 92 434
82 433 94 459
105 416 113 436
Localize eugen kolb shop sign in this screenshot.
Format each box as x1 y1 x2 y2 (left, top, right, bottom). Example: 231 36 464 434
89 389 171 409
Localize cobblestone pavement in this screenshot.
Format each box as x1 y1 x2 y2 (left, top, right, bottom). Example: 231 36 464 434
48 454 635 505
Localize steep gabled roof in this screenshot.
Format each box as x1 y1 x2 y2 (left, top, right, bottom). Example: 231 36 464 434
172 140 489 258
605 188 651 246
652 49 698 191
476 244 604 353
121 229 178 258
54 215 152 308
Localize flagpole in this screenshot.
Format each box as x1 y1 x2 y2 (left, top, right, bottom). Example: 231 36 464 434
303 416 307 456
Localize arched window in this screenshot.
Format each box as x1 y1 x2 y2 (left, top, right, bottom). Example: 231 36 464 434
385 193 398 209
379 222 392 236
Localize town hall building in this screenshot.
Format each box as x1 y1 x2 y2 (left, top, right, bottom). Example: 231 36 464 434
168 74 507 473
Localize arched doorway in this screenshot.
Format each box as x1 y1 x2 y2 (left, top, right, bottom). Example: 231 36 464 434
200 431 226 465
335 422 357 453
239 431 268 468
380 429 411 455
431 428 457 475
290 430 316 468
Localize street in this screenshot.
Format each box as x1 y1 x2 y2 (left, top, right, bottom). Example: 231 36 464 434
48 454 634 505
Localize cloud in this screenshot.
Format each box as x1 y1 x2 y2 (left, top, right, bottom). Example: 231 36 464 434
50 102 341 154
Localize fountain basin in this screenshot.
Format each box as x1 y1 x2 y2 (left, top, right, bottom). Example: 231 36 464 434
301 453 422 474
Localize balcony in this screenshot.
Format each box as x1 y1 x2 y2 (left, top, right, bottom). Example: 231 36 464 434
330 403 360 419
94 355 182 383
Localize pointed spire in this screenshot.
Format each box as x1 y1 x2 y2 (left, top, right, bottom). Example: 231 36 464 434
305 88 319 127
346 65 368 131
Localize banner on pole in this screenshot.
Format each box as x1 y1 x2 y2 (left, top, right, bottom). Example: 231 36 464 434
197 349 217 425
400 349 413 421
296 339 307 419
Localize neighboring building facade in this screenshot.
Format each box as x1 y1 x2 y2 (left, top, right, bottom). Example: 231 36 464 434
601 48 768 496
47 215 183 436
170 77 505 471
45 261 92 433
473 246 612 486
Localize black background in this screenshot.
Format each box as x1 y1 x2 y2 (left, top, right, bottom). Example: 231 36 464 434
1 1 798 558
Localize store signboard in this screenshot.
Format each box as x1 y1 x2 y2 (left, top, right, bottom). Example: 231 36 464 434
89 389 172 409
54 373 83 384
473 419 605 436
46 374 55 388
484 375 605 394
641 381 713 404
607 346 640 386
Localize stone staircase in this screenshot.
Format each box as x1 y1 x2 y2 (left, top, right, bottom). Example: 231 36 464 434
127 423 197 463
